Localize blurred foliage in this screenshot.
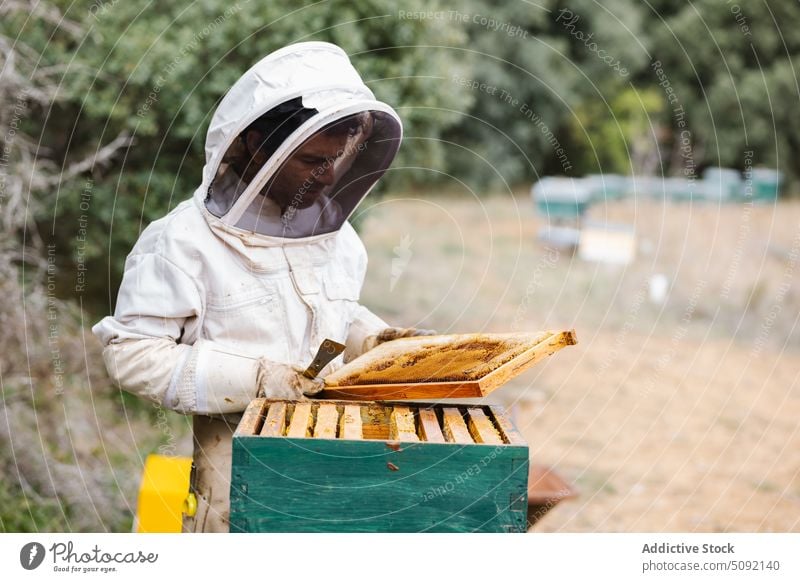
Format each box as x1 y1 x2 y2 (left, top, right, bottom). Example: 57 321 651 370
566 86 665 175
2 0 799 309
646 0 800 179
0 477 69 532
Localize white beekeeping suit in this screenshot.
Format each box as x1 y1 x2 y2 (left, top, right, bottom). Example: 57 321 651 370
92 42 431 532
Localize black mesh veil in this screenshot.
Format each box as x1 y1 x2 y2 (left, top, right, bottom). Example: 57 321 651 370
205 102 401 238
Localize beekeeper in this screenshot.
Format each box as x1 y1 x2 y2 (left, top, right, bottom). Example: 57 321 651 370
92 42 433 533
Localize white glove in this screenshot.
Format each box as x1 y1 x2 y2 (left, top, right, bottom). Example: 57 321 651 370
362 327 437 353
256 359 324 400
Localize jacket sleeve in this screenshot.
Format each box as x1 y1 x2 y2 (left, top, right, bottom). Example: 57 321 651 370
92 252 260 415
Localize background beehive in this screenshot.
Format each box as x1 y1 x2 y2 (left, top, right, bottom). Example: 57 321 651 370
230 398 529 532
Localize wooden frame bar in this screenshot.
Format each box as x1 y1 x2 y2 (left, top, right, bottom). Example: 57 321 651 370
286 403 313 438
466 408 503 444
314 403 339 439
389 406 419 442
441 408 473 444
417 408 445 443
339 405 363 440
235 398 267 436
260 402 287 437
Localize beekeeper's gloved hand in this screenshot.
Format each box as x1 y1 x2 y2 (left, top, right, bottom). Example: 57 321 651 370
256 359 324 399
362 327 437 353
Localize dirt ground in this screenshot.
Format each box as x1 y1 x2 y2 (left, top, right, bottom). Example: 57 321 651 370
357 190 800 532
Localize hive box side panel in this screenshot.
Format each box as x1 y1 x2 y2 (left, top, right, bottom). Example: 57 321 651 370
230 438 528 533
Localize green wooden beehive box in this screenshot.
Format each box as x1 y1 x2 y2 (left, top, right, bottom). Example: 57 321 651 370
229 398 529 532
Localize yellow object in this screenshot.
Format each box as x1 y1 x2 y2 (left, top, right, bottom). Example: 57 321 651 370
136 454 193 533
183 492 197 517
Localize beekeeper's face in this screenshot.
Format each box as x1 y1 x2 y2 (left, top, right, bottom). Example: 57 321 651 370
264 130 352 210
206 108 400 238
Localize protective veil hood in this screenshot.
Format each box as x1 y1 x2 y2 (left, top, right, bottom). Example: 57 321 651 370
194 42 402 242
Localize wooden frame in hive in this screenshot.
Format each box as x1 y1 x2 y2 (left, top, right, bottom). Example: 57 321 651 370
229 398 529 532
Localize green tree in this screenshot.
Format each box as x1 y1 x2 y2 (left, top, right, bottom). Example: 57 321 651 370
647 0 800 180
566 86 665 175
440 0 652 187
